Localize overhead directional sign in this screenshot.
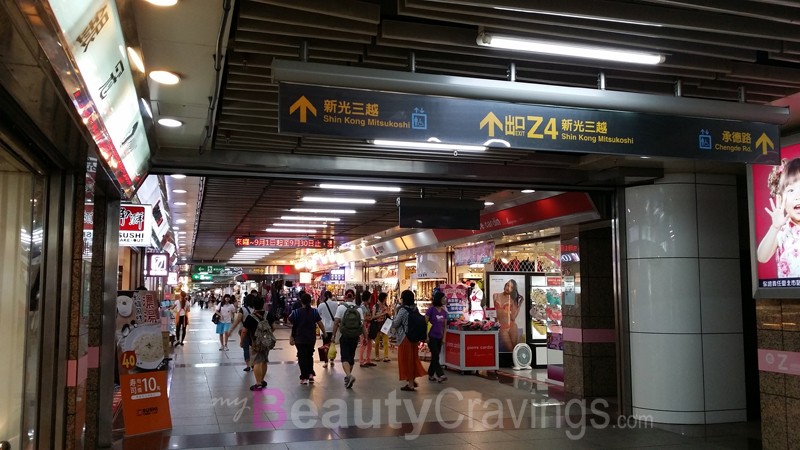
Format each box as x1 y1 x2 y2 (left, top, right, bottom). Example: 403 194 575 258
193 265 225 274
279 82 781 164
191 274 212 281
235 237 335 249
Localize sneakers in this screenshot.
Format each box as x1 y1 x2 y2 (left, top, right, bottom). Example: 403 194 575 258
428 375 437 381
322 362 328 369
249 381 267 391
224 346 229 351
300 379 310 385
438 375 448 383
243 366 251 372
219 347 224 351
345 375 356 389
365 362 376 367
309 375 315 383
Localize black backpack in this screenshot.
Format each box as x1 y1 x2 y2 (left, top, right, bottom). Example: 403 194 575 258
403 306 427 342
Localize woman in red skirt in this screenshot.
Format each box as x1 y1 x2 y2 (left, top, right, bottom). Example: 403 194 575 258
391 290 427 391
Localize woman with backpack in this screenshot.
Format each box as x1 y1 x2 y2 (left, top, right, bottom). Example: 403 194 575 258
229 294 256 371
289 293 326 385
391 290 427 391
243 296 276 391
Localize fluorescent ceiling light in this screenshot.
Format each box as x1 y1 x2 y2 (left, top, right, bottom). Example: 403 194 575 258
158 118 183 127
238 247 279 251
272 223 327 228
485 202 494 206
476 32 664 65
374 236 381 239
281 216 340 222
141 98 153 119
149 70 180 84
127 47 145 72
172 189 187 193
493 7 661 27
228 260 256 264
170 174 186 179
302 197 375 204
319 183 401 192
290 208 357 214
266 228 317 233
521 189 536 193
178 231 187 234
145 0 178 5
174 202 187 206
176 219 187 224
372 140 486 152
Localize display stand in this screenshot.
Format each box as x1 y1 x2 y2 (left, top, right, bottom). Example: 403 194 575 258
443 329 499 374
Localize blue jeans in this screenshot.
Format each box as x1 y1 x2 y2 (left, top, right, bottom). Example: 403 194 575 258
243 333 251 364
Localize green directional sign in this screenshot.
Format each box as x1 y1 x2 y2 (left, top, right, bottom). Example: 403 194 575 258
193 265 225 274
191 274 213 281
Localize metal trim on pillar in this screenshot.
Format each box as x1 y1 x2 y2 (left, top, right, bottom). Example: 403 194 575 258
612 187 632 417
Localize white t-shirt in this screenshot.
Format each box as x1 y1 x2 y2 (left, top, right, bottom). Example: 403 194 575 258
217 303 236 324
318 300 339 330
175 300 188 316
334 302 365 321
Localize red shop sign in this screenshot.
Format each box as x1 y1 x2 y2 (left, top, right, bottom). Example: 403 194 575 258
235 237 334 249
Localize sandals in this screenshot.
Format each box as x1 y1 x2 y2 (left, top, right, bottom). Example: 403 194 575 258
383 358 391 362
249 381 267 391
400 386 415 391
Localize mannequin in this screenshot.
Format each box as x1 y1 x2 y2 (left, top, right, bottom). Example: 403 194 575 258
468 282 484 322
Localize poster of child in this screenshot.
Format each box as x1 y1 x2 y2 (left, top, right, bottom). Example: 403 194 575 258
754 143 800 287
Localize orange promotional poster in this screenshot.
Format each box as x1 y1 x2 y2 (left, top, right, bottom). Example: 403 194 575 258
120 371 172 436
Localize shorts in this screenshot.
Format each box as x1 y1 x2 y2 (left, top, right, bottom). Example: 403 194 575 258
322 332 333 346
216 322 231 334
339 337 359 366
251 350 270 365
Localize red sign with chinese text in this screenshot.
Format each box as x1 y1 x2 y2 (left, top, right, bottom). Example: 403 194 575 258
463 333 497 368
547 277 562 287
120 371 172 436
235 237 334 249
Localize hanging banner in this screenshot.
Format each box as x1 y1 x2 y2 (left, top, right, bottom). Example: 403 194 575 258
235 237 335 249
119 204 153 247
455 242 496 266
279 83 780 164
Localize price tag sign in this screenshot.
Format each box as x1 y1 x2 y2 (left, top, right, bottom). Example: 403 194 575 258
120 371 172 436
121 351 137 370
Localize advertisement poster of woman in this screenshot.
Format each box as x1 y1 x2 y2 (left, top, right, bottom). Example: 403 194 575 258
754 143 800 288
487 274 526 352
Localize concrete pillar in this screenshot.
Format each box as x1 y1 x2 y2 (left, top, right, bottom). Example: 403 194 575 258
625 174 746 424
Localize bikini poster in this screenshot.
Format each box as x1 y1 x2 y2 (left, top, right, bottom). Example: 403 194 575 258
752 143 800 290
486 273 526 353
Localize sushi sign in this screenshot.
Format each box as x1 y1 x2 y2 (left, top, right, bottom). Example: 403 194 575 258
119 204 153 247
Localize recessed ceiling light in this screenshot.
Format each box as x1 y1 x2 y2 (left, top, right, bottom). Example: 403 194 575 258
522 190 536 193
170 174 186 179
266 228 317 233
176 219 187 224
319 184 401 192
640 156 651 159
126 47 145 73
290 208 356 214
178 231 187 234
174 202 187 206
158 118 183 127
173 227 179 230
280 216 340 222
149 70 180 84
302 197 375 204
172 189 187 194
272 223 327 228
145 0 178 5
485 202 494 206
374 236 381 239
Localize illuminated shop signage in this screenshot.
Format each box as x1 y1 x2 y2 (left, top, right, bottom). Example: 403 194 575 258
235 237 335 249
119 204 153 247
48 0 152 197
167 272 178 286
146 253 169 277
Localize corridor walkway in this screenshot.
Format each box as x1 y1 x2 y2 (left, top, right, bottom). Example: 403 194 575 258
117 306 762 450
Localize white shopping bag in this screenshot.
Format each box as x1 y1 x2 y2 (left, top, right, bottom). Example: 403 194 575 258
380 318 393 335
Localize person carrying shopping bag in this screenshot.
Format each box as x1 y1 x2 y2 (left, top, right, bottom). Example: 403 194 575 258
371 292 391 362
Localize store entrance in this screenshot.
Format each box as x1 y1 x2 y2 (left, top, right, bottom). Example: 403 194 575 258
0 143 44 449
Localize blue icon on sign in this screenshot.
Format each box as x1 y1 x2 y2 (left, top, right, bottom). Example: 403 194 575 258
699 129 711 149
412 107 427 129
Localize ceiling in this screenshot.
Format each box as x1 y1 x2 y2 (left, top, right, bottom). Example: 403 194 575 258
190 177 522 264
162 175 202 261
131 0 800 265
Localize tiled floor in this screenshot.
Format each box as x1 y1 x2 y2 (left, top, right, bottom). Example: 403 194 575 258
115 307 763 450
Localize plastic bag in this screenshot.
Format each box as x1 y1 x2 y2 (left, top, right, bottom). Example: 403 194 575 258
328 345 337 360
